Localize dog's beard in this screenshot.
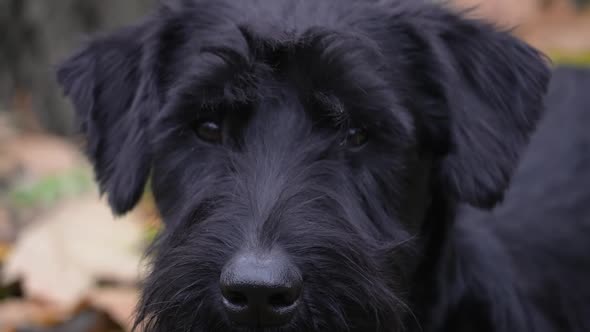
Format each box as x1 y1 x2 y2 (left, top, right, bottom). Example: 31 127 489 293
134 211 413 332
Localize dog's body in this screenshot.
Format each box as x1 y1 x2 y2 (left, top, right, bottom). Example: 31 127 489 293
55 0 589 331
451 66 590 332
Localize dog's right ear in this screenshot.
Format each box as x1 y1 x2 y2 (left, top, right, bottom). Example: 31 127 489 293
57 21 156 215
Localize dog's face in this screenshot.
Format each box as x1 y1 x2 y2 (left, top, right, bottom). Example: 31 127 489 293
57 1 549 331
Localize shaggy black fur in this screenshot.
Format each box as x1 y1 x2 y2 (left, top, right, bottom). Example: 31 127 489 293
53 0 578 331
450 66 590 332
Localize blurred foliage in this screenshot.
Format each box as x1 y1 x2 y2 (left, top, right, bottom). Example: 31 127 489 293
138 186 162 243
144 223 161 244
551 52 590 66
7 168 93 209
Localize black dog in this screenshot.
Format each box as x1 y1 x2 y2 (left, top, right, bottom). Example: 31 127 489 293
56 0 557 331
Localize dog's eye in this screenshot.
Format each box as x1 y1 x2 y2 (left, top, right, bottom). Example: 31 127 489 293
195 121 222 143
345 127 368 148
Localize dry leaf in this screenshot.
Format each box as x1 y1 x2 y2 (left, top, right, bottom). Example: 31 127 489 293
2 196 147 310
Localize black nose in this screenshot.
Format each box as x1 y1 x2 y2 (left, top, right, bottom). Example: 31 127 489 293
220 250 302 327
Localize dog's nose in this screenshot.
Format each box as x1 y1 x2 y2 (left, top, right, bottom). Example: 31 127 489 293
220 250 302 327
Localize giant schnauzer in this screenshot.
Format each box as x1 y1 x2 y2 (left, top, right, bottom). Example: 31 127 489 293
55 0 577 331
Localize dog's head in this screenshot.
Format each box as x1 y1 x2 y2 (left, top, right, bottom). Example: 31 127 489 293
57 1 549 331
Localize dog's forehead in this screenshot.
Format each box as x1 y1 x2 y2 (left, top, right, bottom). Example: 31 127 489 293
164 20 413 136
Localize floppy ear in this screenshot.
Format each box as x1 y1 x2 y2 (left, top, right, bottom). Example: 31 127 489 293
402 7 551 208
57 22 157 215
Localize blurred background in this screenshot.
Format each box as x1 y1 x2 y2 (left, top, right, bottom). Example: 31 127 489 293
0 0 589 331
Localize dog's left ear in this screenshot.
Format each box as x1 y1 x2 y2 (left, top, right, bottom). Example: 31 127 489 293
402 7 551 208
57 21 157 215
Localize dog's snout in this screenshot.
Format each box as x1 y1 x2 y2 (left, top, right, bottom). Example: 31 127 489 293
220 250 302 327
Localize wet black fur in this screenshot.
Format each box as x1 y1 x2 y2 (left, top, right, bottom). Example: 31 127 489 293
54 0 571 331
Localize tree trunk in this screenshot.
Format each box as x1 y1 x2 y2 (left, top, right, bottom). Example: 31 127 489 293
0 0 154 135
